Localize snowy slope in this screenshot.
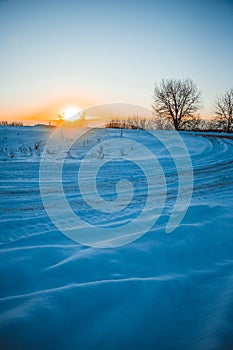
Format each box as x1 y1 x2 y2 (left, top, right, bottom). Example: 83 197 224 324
0 126 233 349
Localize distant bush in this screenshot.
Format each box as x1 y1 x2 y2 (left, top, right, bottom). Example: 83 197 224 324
105 116 149 130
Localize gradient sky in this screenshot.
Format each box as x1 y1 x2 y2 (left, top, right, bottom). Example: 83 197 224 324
0 0 233 122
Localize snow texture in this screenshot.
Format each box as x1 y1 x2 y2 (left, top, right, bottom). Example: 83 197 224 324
0 126 233 349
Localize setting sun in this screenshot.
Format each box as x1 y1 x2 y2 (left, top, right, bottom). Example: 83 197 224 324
62 106 80 120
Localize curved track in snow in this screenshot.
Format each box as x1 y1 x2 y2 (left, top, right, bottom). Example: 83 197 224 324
0 128 233 350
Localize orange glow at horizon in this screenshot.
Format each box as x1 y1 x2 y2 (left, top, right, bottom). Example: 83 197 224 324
0 96 97 125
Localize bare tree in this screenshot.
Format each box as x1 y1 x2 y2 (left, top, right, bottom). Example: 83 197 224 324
215 88 233 133
153 78 201 130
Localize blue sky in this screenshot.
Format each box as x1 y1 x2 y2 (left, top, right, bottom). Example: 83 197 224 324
0 0 233 120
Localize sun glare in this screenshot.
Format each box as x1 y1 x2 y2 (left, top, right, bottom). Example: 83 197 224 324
62 106 80 120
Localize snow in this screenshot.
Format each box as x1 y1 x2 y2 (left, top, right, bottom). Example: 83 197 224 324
1 126 233 349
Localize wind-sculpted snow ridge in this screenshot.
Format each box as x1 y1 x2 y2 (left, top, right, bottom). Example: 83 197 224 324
0 127 233 349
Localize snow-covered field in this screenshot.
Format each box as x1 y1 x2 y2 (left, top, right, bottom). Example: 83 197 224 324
1 126 233 349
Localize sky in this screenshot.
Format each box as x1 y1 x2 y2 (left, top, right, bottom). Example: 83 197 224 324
0 0 233 123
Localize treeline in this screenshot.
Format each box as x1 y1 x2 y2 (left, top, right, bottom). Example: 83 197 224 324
106 79 233 133
0 121 24 126
105 116 222 132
